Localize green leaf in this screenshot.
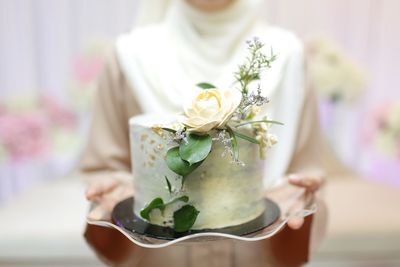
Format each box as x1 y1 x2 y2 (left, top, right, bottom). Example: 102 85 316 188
165 176 172 194
181 176 187 190
235 120 284 128
140 198 164 220
226 127 239 161
166 195 189 205
140 196 190 221
250 73 260 80
166 147 203 176
173 205 200 232
179 134 212 165
196 82 216 90
162 127 177 133
232 130 260 144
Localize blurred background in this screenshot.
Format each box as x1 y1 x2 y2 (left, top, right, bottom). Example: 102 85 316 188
0 0 399 266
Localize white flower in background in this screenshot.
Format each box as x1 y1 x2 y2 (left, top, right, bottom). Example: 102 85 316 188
182 88 242 133
306 38 367 103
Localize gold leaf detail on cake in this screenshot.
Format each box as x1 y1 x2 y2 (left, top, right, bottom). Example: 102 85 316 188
140 134 148 141
157 144 164 150
151 126 165 137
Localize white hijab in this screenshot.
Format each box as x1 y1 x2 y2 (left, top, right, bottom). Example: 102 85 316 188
116 0 305 187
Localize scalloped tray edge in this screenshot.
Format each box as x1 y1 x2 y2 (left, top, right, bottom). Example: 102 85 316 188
86 205 317 249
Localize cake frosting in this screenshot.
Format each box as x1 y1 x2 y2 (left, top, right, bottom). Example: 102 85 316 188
129 114 266 230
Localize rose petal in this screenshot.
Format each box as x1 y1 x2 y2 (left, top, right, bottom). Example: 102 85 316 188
189 121 220 133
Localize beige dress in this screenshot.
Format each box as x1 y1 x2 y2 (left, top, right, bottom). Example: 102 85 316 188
80 49 344 267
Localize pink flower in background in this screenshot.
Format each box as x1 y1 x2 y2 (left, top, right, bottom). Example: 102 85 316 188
72 55 104 84
367 153 400 187
364 101 400 158
0 40 111 202
364 102 392 143
68 40 111 112
362 101 400 187
0 112 50 162
41 95 77 129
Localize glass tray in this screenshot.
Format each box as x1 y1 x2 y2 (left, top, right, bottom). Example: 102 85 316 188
87 181 316 248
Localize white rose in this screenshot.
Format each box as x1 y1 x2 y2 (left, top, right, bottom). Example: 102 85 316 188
181 88 242 133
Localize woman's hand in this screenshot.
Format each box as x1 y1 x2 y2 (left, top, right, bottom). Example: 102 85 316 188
286 174 324 230
85 177 134 221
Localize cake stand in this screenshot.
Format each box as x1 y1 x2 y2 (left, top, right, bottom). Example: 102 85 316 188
87 180 317 248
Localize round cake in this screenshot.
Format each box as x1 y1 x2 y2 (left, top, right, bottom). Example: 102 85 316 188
128 38 280 232
129 114 266 230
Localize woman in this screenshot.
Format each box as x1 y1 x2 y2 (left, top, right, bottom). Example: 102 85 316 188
81 0 340 266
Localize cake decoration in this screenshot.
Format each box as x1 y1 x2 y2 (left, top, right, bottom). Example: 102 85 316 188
130 38 283 232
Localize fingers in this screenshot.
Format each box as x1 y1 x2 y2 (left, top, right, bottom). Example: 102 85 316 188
286 174 321 230
86 197 118 221
287 217 304 230
285 189 310 230
86 180 135 222
87 193 121 221
87 203 113 221
288 174 323 192
85 179 118 201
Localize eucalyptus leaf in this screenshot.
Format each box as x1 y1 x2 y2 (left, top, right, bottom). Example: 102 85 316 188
196 82 216 90
232 130 260 144
165 176 172 194
140 198 164 220
235 120 284 128
162 127 177 133
166 195 189 206
181 176 187 190
179 134 212 165
166 147 203 176
173 205 200 232
226 127 239 161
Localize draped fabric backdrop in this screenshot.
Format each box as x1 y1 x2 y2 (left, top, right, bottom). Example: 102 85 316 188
0 0 399 203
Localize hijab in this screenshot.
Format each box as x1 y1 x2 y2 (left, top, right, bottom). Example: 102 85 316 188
116 0 305 187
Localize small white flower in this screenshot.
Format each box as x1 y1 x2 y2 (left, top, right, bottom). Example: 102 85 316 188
253 119 278 159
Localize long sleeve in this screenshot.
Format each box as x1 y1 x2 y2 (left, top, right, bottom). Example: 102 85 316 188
287 85 348 177
79 49 141 182
286 84 350 253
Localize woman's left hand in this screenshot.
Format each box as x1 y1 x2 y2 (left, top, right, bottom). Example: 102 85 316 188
286 174 324 230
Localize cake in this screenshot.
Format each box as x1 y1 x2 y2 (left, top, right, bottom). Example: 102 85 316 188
130 115 266 230
129 38 281 232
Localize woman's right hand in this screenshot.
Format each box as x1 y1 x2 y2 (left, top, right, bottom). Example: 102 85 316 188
85 177 134 221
